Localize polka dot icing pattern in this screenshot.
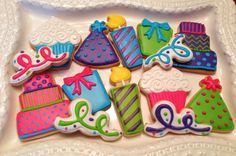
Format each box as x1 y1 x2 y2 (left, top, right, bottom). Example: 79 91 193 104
54 99 122 142
187 76 234 132
173 51 217 71
17 100 70 141
144 101 212 137
74 20 119 68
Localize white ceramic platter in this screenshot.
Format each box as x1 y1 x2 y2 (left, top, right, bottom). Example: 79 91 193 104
0 0 236 155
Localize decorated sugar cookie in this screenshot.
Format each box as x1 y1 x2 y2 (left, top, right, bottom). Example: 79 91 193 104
29 17 81 69
74 20 119 68
187 76 234 132
16 73 70 141
144 101 212 137
110 67 144 136
139 66 191 113
144 34 193 70
108 15 143 70
137 18 173 57
10 47 69 86
54 98 122 141
173 22 217 75
62 67 111 114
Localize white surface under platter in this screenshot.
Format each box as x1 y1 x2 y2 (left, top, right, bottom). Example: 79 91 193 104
0 0 236 155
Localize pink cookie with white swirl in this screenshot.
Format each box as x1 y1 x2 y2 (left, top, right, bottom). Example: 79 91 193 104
139 66 191 113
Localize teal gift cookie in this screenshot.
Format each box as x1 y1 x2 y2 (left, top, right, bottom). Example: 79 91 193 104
137 18 173 57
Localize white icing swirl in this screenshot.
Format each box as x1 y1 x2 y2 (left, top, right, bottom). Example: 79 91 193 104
29 17 81 46
139 66 191 93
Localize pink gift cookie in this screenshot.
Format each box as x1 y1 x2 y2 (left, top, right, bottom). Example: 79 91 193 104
16 73 70 141
139 66 191 113
10 47 70 86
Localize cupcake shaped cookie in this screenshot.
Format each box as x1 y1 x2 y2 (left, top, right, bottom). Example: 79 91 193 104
74 20 119 68
139 66 191 113
29 17 81 69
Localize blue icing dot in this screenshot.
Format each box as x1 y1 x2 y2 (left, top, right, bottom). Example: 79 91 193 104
32 82 37 86
98 41 102 45
96 33 99 36
42 80 47 84
90 59 94 62
46 122 49 125
101 36 105 39
27 127 31 130
86 38 90 41
13 60 16 64
106 43 110 46
110 52 113 55
91 37 95 40
84 53 88 57
192 57 195 60
202 57 207 61
37 124 40 127
60 108 63 111
105 58 109 62
205 53 210 56
35 115 39 118
197 62 202 65
91 47 96 51
77 54 80 58
93 131 96 134
54 105 57 108
195 52 200 56
206 63 211 67
85 43 89 47
89 118 94 121
214 53 217 57
102 48 106 51
36 76 41 80
51 111 54 114
97 53 101 58
213 59 217 63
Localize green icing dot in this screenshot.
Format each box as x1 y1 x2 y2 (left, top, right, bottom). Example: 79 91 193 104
178 118 181 124
26 71 31 75
35 54 40 58
152 58 157 62
164 112 168 116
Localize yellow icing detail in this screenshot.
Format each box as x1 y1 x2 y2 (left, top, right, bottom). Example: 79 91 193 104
110 67 131 84
106 15 126 30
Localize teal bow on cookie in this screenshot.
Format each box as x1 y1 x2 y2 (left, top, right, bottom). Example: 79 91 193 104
142 18 171 42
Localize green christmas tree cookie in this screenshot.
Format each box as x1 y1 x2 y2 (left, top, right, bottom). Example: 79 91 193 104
188 76 234 132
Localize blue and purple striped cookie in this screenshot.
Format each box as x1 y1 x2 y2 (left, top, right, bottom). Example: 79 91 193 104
110 26 143 70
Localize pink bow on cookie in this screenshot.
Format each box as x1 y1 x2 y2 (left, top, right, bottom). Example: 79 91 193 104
63 67 96 95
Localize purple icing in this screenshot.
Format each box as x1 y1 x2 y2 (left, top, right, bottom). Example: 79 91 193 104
183 34 210 51
74 30 119 66
145 103 211 133
173 51 217 71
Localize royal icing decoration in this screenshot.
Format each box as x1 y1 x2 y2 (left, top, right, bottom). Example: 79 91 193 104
74 20 119 68
62 67 111 114
108 16 143 70
139 66 191 113
54 99 122 141
29 17 81 69
144 34 193 69
174 22 217 74
187 76 234 132
11 47 69 86
106 15 126 31
16 73 70 141
137 18 173 57
110 67 131 85
144 101 212 137
110 67 144 136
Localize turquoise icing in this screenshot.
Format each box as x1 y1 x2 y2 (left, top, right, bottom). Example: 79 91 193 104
62 70 111 114
91 20 107 33
19 127 56 139
35 42 74 68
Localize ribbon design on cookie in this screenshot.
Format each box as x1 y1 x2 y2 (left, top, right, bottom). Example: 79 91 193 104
144 101 212 137
54 99 122 141
11 46 69 86
142 18 171 42
63 67 96 95
144 34 193 69
91 20 107 33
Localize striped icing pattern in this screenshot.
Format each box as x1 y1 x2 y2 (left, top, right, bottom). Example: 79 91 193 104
111 26 142 69
179 22 206 35
35 42 74 68
111 83 144 135
19 86 64 111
